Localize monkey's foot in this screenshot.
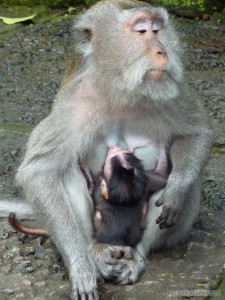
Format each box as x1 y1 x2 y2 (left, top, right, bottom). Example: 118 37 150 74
70 288 99 300
69 263 99 300
114 250 145 285
92 243 131 280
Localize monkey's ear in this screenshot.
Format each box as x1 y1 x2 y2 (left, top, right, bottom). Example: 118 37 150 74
100 179 109 200
82 28 93 42
74 18 94 56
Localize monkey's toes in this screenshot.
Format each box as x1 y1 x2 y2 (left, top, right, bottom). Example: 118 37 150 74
70 288 99 300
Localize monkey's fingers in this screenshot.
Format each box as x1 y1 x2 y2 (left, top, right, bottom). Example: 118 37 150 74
110 247 124 259
155 197 164 207
156 210 179 229
159 220 173 229
112 246 133 260
100 262 125 281
156 215 166 225
110 246 133 260
123 251 133 260
70 269 99 300
162 212 178 228
115 269 133 285
92 244 126 280
114 251 145 285
105 257 120 265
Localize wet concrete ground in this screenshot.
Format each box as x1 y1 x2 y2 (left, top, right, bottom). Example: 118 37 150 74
0 13 225 300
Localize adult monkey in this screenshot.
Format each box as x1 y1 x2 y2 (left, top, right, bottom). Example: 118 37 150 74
11 0 212 299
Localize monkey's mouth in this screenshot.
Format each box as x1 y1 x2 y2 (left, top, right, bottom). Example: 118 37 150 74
148 68 166 79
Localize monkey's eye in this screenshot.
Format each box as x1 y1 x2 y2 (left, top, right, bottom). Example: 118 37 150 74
133 21 148 34
152 19 162 33
139 29 147 34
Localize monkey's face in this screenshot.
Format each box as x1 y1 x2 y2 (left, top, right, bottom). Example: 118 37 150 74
75 2 183 101
122 12 168 80
117 8 183 98
103 145 130 181
101 145 147 206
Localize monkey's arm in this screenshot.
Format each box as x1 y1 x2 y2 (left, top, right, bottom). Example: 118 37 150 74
155 128 212 228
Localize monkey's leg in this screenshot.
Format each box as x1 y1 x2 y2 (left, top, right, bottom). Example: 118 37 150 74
0 198 34 219
18 162 100 300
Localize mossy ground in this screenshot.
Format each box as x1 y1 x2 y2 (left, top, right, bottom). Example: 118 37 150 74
1 0 96 9
0 0 224 20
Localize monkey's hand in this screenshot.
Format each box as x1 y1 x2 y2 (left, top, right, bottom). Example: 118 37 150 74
155 188 184 229
91 243 134 281
114 249 145 285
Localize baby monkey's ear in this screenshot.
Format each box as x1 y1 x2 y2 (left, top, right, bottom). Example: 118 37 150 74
100 178 109 200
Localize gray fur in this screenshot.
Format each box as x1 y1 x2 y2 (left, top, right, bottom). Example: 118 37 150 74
1 1 212 299
0 198 34 219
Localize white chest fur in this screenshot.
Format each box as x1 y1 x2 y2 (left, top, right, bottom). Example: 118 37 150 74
106 126 160 171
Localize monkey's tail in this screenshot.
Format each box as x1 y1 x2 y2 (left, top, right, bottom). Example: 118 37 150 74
0 197 35 219
8 213 48 236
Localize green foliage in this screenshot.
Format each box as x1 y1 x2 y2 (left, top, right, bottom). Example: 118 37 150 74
161 0 206 11
1 0 96 9
0 13 36 24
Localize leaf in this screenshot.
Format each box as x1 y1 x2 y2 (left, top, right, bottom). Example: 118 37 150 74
68 7 76 13
196 283 205 287
0 14 37 25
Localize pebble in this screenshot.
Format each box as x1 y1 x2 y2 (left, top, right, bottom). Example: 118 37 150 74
25 266 35 273
13 256 24 263
52 264 61 273
34 281 46 287
25 246 35 255
14 260 32 272
22 279 32 286
18 261 32 268
2 289 14 295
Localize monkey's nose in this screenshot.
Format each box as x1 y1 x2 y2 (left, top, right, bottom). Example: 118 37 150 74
157 47 167 57
154 44 167 60
152 45 168 73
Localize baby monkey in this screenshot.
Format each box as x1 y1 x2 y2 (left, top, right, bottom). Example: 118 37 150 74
92 145 149 247
9 146 167 247
74 145 167 247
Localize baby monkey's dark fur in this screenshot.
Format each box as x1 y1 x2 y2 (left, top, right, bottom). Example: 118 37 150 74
93 148 167 247
93 152 149 247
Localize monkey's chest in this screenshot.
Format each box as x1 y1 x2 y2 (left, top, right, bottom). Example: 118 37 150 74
87 125 161 175
107 131 160 170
